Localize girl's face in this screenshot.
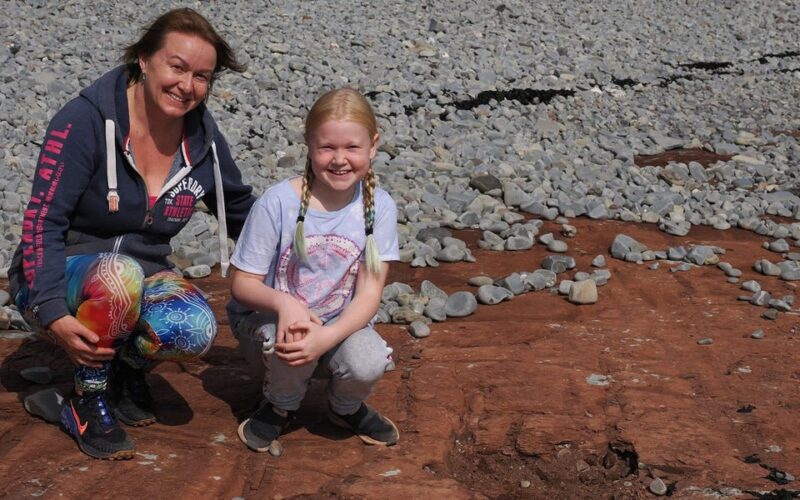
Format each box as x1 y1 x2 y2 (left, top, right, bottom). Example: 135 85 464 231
138 31 216 121
307 119 379 202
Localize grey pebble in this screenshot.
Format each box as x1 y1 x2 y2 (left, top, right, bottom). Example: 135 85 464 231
0 289 9 307
697 338 714 345
468 276 494 287
591 255 606 268
408 321 431 338
183 265 211 279
477 285 514 305
445 291 478 318
649 478 668 496
751 329 765 339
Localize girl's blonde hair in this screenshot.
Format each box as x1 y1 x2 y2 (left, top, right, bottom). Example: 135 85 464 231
294 88 382 275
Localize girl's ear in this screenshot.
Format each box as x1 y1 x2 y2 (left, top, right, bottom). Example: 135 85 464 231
369 133 380 160
138 54 148 76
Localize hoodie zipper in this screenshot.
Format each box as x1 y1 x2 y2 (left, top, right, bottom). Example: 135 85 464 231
123 135 195 229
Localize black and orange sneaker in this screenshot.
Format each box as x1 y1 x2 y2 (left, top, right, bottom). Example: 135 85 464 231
60 391 134 460
329 403 399 446
109 359 156 427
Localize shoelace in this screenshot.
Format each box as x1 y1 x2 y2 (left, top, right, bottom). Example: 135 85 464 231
84 393 117 429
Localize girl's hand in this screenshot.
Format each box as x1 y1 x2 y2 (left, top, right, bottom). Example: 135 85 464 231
275 321 335 366
275 295 322 344
48 315 116 368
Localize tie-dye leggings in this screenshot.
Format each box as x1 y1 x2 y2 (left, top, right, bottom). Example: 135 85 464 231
16 253 216 393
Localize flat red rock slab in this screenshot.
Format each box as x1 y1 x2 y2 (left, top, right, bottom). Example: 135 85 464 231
1 218 799 497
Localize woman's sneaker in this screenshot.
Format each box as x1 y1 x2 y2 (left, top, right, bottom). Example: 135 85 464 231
60 391 135 460
110 359 156 427
238 401 290 452
329 403 399 446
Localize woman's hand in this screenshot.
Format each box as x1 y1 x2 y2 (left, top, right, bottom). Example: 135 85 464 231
275 321 335 366
48 315 115 368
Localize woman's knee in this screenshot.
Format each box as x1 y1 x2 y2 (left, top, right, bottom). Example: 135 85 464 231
136 275 217 360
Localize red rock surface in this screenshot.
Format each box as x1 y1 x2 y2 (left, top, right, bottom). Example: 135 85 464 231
1 218 799 498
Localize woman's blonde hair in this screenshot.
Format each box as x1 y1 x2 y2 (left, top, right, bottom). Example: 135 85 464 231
294 88 382 274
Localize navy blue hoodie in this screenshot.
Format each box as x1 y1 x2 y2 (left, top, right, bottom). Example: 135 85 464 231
9 66 255 328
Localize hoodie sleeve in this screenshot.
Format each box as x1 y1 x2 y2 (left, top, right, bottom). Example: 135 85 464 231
203 127 256 239
20 99 101 327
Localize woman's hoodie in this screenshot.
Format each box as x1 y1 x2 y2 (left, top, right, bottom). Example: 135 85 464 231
9 66 255 328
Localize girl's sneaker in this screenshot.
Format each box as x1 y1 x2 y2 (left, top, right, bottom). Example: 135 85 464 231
329 403 399 446
238 401 290 452
60 391 135 460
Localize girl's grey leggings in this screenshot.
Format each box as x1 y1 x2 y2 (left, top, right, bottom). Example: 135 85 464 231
233 312 393 415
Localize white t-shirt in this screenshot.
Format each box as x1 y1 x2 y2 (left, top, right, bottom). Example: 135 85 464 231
228 177 399 325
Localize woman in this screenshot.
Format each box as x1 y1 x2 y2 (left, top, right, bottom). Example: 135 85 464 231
9 8 255 460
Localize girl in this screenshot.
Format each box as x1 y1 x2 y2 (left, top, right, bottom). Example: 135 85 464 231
228 88 399 451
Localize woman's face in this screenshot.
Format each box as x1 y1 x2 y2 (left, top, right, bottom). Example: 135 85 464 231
138 31 216 120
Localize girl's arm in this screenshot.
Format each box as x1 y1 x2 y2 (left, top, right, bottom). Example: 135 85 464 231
276 261 389 366
231 267 320 343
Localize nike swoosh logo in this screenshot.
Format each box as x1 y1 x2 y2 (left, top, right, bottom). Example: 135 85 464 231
71 403 88 436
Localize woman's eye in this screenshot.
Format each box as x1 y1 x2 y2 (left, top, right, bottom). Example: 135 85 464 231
194 74 209 83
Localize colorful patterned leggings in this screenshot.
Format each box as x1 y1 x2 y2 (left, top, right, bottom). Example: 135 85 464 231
16 253 216 393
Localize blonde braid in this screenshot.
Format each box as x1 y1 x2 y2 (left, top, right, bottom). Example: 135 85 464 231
293 158 314 262
363 169 381 275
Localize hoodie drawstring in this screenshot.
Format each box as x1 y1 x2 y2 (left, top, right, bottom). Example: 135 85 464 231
105 119 119 212
105 118 230 278
211 142 230 278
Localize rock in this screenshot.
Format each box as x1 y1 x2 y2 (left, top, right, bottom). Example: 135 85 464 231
610 234 647 259
697 338 714 345
762 309 779 320
420 280 448 302
649 477 668 496
20 366 52 385
424 298 447 322
686 246 719 265
437 244 466 262
560 224 577 238
269 440 283 457
751 291 772 306
477 285 514 305
769 239 790 253
558 280 573 295
0 308 10 330
541 255 576 273
568 279 597 305
469 174 502 193
505 235 534 251
23 388 64 424
183 264 211 279
498 273 525 295
547 240 568 253
586 374 611 386
468 276 494 287
591 255 606 268
408 321 431 338
526 270 557 290
0 289 9 307
445 292 478 318
751 329 765 339
741 280 761 293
